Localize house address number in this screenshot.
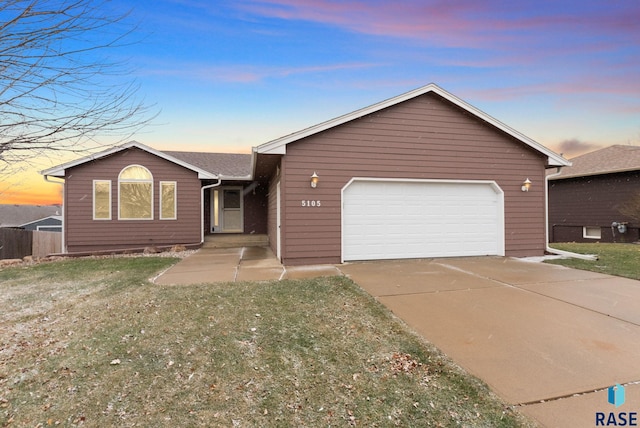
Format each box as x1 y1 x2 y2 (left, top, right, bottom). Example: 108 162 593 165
301 200 321 207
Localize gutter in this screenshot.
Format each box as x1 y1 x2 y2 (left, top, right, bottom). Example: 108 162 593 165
44 175 66 253
200 178 222 244
544 168 598 261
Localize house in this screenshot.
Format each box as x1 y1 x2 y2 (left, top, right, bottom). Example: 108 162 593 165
548 145 640 243
0 204 62 230
41 83 569 265
20 215 62 232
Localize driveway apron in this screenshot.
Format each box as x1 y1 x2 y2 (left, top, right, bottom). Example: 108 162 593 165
339 257 640 427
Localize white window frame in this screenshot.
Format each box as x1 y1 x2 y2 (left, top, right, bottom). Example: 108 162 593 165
583 226 602 239
36 225 62 232
210 186 244 233
93 179 112 220
160 181 177 220
118 165 154 220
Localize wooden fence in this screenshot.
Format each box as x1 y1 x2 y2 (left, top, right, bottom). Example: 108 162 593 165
0 228 62 260
33 231 62 258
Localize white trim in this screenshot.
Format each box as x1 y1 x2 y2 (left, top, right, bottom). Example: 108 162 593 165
118 164 154 220
92 180 112 220
256 83 569 167
211 186 244 233
159 181 177 220
340 177 505 263
276 180 281 261
40 141 219 179
36 225 62 232
18 215 62 228
200 180 222 243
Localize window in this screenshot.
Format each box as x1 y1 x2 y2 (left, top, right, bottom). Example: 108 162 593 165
119 165 153 220
583 226 601 239
160 181 176 220
93 180 111 220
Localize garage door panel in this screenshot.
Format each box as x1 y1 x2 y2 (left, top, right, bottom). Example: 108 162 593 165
342 180 504 261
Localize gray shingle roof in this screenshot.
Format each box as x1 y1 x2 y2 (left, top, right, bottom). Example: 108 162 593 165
551 145 640 180
163 151 252 178
0 204 62 228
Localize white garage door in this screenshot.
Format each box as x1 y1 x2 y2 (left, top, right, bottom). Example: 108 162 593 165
342 179 504 262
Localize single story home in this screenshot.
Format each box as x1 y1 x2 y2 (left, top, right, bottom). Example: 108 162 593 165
42 83 569 265
548 145 640 243
20 215 62 232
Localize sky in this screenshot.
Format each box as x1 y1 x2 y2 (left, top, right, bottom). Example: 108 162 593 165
2 0 639 205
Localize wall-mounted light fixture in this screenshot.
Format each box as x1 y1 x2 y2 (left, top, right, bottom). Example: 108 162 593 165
310 172 319 188
521 178 532 192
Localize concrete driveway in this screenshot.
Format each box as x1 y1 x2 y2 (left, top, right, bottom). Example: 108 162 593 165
339 257 640 427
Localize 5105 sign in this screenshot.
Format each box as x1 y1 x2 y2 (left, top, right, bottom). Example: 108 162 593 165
301 200 321 207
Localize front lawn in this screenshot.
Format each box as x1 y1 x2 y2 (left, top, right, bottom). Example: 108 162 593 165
547 243 640 280
0 257 533 427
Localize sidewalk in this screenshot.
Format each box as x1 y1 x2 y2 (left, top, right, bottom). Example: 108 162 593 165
153 246 341 285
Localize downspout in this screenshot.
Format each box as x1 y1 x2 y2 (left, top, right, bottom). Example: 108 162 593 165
200 178 222 244
44 175 66 253
545 168 598 261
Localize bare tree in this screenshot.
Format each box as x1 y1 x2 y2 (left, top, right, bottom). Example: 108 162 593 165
0 0 152 174
619 191 640 223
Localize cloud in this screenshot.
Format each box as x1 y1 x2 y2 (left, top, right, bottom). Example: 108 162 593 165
234 0 492 47
141 61 383 83
551 139 600 158
234 0 640 49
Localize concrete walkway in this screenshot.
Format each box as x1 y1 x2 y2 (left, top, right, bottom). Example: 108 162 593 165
154 247 341 285
339 257 640 427
155 249 640 426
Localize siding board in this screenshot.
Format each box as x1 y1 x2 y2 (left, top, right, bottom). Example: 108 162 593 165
279 92 547 265
65 147 202 253
548 171 640 243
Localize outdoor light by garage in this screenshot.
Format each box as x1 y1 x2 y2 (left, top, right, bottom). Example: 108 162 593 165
310 172 319 188
521 178 531 192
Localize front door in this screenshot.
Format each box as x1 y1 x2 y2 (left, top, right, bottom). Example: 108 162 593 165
211 187 243 233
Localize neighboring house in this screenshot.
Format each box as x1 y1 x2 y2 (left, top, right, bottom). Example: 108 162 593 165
0 204 62 229
20 215 63 232
548 145 640 243
41 83 569 265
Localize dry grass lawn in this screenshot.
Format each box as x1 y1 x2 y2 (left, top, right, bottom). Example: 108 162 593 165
0 256 534 427
548 242 640 280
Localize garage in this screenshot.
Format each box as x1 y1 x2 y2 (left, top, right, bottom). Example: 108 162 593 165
341 179 505 262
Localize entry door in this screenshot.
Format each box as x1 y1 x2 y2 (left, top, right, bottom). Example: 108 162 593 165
211 187 243 233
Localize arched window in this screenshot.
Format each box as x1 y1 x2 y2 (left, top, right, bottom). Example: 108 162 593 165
119 165 153 219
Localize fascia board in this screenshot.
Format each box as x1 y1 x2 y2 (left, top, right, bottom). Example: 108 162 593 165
40 141 219 179
255 83 570 167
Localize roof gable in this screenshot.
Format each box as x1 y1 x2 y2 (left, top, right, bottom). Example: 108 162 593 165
0 204 61 228
550 145 640 180
255 83 569 167
40 141 251 179
20 215 62 228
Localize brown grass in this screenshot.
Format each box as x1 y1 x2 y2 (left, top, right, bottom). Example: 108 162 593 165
0 257 534 427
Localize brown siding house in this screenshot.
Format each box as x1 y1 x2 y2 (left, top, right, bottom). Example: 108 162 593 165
63 147 203 252
548 145 640 243
42 83 569 263
257 87 567 265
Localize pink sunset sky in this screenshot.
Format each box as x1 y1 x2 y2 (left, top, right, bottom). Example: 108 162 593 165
2 0 639 204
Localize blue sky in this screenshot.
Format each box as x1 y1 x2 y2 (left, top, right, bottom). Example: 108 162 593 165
3 0 639 203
